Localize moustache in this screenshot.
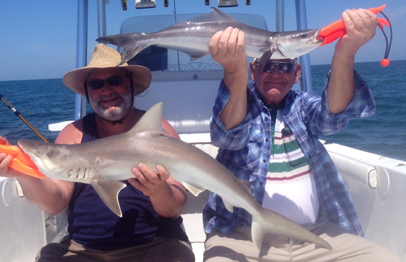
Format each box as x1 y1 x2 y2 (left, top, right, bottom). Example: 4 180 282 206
97 93 122 103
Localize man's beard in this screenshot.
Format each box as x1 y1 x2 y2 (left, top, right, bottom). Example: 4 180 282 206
90 92 133 122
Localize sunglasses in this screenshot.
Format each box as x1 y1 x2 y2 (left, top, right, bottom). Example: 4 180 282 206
260 61 296 74
86 75 127 90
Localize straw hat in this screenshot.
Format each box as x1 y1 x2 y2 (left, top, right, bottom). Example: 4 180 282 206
63 44 152 97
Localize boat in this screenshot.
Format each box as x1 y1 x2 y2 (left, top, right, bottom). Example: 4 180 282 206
0 1 405 261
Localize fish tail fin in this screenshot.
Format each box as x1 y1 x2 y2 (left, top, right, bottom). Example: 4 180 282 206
96 33 150 65
251 209 333 251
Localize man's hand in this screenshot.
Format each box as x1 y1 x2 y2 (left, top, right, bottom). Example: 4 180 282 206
128 163 187 218
335 9 378 59
129 163 170 197
0 137 21 178
210 27 249 130
209 26 247 77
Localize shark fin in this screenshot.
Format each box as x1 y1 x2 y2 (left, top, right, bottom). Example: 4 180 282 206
90 180 127 217
183 182 206 196
172 7 241 28
223 199 234 213
250 209 333 251
120 43 150 66
251 219 265 251
220 179 252 213
129 102 169 135
96 34 149 65
209 7 241 23
222 179 252 212
256 50 274 72
155 45 209 61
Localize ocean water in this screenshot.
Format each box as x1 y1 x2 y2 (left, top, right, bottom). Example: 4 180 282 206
311 60 406 161
0 60 405 161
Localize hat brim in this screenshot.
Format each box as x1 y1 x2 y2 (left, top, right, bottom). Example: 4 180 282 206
62 64 152 97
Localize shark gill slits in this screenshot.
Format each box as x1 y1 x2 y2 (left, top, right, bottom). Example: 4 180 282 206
68 170 73 178
76 169 81 179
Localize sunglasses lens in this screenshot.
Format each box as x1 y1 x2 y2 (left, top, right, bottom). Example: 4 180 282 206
106 76 124 86
263 62 274 72
279 63 293 73
262 62 294 73
88 79 105 90
87 76 124 90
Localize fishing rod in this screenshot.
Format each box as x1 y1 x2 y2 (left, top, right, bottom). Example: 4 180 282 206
0 94 48 143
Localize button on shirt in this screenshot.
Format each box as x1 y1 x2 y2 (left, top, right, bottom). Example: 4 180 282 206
203 70 375 237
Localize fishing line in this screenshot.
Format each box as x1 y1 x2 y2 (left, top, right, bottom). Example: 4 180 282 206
0 94 48 143
378 11 392 67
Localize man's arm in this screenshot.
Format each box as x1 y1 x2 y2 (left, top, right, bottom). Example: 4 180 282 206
328 9 377 114
0 123 80 215
209 27 249 130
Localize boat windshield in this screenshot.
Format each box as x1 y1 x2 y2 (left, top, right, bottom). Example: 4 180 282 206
119 13 267 72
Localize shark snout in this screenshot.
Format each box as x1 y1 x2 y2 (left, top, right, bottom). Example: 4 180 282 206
17 139 32 154
310 29 323 44
18 139 45 159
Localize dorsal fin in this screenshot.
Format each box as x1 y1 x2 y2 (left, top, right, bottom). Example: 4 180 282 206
170 7 241 28
129 102 168 135
209 7 241 23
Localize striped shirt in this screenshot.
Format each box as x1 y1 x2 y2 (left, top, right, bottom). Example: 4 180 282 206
262 106 319 225
203 70 375 237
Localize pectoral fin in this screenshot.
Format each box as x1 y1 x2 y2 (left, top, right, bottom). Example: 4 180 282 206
221 179 252 213
156 45 209 61
256 50 273 72
182 182 206 196
91 180 127 217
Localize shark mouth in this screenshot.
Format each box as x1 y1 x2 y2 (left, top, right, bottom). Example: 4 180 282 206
312 29 323 44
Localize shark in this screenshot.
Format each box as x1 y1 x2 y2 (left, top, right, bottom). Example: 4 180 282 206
96 7 323 70
17 103 332 251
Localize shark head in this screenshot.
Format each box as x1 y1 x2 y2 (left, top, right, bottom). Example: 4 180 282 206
18 139 127 217
275 29 323 59
18 139 69 179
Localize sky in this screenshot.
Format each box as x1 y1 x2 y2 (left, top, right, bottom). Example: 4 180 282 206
0 0 405 81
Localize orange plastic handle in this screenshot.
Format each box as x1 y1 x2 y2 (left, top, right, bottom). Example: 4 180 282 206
318 5 390 46
0 144 46 178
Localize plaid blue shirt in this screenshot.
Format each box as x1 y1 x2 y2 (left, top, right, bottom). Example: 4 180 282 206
203 70 375 237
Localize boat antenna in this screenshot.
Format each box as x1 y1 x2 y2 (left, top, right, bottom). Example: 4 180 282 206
0 94 48 143
173 0 181 70
378 11 392 67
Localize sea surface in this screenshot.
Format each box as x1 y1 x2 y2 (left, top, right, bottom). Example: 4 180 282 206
0 60 405 161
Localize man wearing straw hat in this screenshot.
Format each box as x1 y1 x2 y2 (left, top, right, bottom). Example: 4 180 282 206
0 44 195 262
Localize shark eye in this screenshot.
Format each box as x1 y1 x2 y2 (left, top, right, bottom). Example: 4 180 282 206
36 150 44 157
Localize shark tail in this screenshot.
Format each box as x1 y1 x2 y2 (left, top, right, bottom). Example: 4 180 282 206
251 208 333 251
96 33 150 66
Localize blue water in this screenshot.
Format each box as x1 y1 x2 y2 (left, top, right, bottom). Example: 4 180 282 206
0 60 405 161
